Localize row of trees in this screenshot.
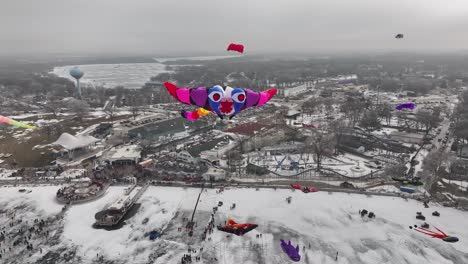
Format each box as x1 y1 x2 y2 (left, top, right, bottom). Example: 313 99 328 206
367 77 437 95
452 91 468 147
302 95 442 133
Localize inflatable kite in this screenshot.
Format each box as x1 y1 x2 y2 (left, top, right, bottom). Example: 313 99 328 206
395 34 404 39
227 43 244 53
410 225 459 243
164 82 277 121
302 123 320 129
217 218 258 236
396 103 415 111
280 240 301 262
0 115 37 129
291 184 318 193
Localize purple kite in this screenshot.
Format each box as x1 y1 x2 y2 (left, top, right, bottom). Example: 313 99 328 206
164 82 277 121
280 239 301 262
396 103 415 111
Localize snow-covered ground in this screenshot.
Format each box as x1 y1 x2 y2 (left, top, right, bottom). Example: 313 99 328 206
2 185 468 264
0 168 18 180
371 127 399 137
52 169 87 180
367 185 400 193
413 149 430 176
65 186 468 264
0 185 63 215
87 109 132 118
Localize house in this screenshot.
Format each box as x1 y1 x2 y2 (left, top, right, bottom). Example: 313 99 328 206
202 167 226 181
389 132 425 145
277 82 314 97
284 110 301 123
460 145 468 159
103 144 142 165
176 150 197 164
52 133 100 162
331 91 346 101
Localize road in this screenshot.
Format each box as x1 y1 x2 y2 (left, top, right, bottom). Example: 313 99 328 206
416 97 458 189
432 118 451 150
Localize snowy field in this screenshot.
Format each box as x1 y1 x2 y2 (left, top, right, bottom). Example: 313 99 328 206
1 185 468 264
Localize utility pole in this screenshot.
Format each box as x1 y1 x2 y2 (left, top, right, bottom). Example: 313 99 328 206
187 184 204 236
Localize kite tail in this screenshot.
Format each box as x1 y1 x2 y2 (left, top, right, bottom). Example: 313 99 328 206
0 115 36 129
415 228 445 239
181 108 211 121
433 226 447 237
10 119 37 129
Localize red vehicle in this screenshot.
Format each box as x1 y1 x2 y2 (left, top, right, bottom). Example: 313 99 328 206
290 184 318 193
182 176 203 182
291 184 302 190
162 176 175 181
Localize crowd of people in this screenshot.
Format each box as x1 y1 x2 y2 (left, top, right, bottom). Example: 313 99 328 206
0 209 58 261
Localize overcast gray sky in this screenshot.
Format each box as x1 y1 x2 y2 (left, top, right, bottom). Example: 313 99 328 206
1 0 468 56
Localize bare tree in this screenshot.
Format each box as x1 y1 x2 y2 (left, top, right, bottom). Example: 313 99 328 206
95 87 108 105
42 101 63 118
329 118 347 153
416 109 441 134
68 99 90 120
448 159 468 184
322 98 334 118
131 105 140 119
43 125 53 139
340 98 365 126
128 94 143 119
360 111 381 130
376 102 392 126
422 150 448 191
301 98 318 116
305 132 336 172
103 100 116 122
383 164 407 178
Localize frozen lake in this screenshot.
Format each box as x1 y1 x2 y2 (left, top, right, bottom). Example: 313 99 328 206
1 185 467 264
51 55 241 89
51 62 169 89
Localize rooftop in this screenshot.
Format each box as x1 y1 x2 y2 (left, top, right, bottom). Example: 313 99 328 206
106 144 142 160
52 133 99 150
109 186 142 211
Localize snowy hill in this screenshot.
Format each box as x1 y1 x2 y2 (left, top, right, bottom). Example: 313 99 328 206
1 185 468 264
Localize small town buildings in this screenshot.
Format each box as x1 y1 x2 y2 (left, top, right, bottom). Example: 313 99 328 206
103 144 142 165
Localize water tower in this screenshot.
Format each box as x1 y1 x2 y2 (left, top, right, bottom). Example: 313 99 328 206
69 67 84 99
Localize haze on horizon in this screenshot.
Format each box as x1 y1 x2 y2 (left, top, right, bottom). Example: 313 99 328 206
1 0 468 57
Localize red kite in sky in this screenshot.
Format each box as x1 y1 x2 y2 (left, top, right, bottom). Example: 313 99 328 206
227 43 244 53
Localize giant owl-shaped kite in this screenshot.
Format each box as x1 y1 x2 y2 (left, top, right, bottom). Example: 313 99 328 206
164 82 277 121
